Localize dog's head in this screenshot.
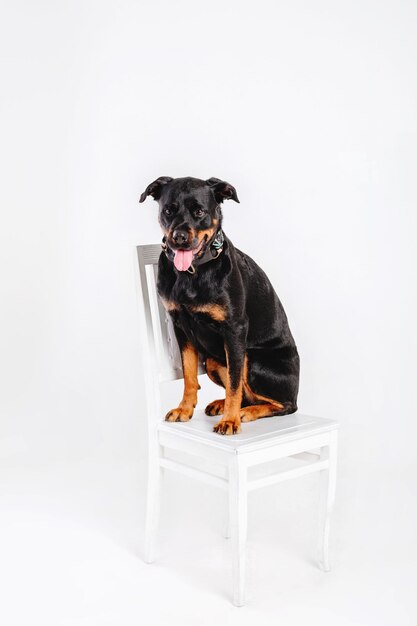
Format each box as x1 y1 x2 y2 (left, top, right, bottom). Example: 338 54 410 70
139 176 239 271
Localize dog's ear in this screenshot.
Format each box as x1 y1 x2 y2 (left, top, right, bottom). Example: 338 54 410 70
206 177 240 204
139 176 174 203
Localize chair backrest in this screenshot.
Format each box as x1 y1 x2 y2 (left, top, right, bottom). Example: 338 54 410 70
136 244 183 383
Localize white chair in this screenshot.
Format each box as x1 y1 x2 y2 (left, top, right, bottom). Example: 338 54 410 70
135 243 339 606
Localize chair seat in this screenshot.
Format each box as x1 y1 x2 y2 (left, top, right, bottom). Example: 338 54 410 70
158 411 337 454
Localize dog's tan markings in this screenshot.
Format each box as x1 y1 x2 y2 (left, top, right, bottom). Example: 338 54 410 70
241 355 255 403
196 227 216 245
205 359 227 416
213 387 242 435
165 343 200 422
205 357 227 387
213 349 243 435
189 303 226 322
164 225 219 250
205 398 225 416
240 403 284 422
161 298 180 312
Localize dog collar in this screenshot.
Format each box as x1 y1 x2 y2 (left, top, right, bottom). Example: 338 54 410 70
162 229 224 274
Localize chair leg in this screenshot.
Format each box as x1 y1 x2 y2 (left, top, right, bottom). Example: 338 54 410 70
318 430 338 571
144 449 163 564
229 456 248 607
223 495 231 539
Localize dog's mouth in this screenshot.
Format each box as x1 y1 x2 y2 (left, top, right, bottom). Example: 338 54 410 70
171 236 207 272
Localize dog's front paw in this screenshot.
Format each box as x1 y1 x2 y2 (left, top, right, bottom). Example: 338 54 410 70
213 417 241 435
165 407 193 422
205 399 225 416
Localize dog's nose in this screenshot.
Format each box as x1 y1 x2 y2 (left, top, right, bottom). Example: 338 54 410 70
172 229 189 245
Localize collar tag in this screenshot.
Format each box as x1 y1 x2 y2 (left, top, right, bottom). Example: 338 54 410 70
212 229 224 250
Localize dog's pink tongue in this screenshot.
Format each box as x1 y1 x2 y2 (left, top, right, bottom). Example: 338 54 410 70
174 249 193 271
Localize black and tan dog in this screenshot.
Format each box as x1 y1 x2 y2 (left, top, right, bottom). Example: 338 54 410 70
140 176 300 435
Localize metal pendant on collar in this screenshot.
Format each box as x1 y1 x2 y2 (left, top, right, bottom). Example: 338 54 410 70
212 229 224 250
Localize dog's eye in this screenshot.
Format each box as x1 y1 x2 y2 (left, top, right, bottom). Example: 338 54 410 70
163 205 175 216
194 209 205 218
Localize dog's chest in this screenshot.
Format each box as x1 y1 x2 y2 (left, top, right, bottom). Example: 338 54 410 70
162 298 226 325
158 272 226 323
178 305 226 360
160 297 226 360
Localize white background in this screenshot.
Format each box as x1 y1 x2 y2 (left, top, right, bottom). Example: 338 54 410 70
0 1 416 624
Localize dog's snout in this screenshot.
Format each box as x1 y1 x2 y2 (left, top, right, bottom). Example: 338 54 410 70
172 229 189 245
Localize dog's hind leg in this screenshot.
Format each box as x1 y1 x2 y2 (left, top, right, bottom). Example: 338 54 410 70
239 356 297 422
205 357 227 387
205 357 227 416
240 401 296 422
205 398 225 416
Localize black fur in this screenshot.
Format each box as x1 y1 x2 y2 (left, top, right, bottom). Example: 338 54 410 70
140 176 300 429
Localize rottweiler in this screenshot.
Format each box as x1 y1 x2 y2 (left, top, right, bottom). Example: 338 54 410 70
139 176 300 435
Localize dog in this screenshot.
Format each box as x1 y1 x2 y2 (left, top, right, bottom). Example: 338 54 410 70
139 176 300 435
